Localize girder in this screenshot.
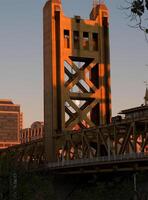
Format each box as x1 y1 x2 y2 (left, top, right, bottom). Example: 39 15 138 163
0 117 148 174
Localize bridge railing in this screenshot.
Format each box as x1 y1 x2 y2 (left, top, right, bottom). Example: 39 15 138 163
47 152 148 169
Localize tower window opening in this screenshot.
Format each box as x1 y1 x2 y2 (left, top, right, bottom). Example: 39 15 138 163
83 32 89 50
73 31 80 49
64 30 70 48
92 33 98 51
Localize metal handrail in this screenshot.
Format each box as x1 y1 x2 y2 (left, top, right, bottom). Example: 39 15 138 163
47 152 148 168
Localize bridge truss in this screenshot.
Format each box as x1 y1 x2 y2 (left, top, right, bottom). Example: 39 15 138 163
0 116 148 174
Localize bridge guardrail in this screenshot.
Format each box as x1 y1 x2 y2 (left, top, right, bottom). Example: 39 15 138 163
47 152 148 169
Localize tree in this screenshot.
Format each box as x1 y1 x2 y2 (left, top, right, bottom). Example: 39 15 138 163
122 0 148 35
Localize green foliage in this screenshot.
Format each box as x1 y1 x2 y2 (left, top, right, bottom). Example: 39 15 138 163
0 155 9 176
123 0 148 33
131 0 145 16
1 171 148 200
70 175 133 200
0 177 9 200
17 173 56 200
0 151 16 176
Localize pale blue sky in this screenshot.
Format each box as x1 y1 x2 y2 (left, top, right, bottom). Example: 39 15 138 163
0 0 147 128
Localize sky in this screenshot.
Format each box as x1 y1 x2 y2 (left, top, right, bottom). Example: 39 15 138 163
0 0 147 128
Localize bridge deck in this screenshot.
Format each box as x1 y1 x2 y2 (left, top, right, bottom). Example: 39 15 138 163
46 153 148 174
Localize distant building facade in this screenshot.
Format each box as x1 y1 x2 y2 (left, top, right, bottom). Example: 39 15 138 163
119 105 148 120
0 99 22 148
20 121 44 144
114 88 148 153
119 87 148 120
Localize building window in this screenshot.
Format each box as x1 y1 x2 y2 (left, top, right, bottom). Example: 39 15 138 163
73 31 80 49
82 32 89 50
64 30 70 48
92 33 98 51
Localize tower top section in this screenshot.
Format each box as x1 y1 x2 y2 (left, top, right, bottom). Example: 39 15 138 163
46 0 61 3
144 87 148 105
90 0 109 20
44 0 109 22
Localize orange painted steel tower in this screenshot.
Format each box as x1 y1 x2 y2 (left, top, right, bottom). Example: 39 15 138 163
43 0 111 161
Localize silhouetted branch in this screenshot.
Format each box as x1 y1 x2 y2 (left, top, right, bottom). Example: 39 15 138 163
121 0 148 37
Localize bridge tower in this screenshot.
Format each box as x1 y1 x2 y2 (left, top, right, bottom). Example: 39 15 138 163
43 0 111 161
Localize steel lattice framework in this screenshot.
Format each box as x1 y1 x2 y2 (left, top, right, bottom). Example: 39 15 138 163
64 57 103 129
0 117 148 174
0 1 148 175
